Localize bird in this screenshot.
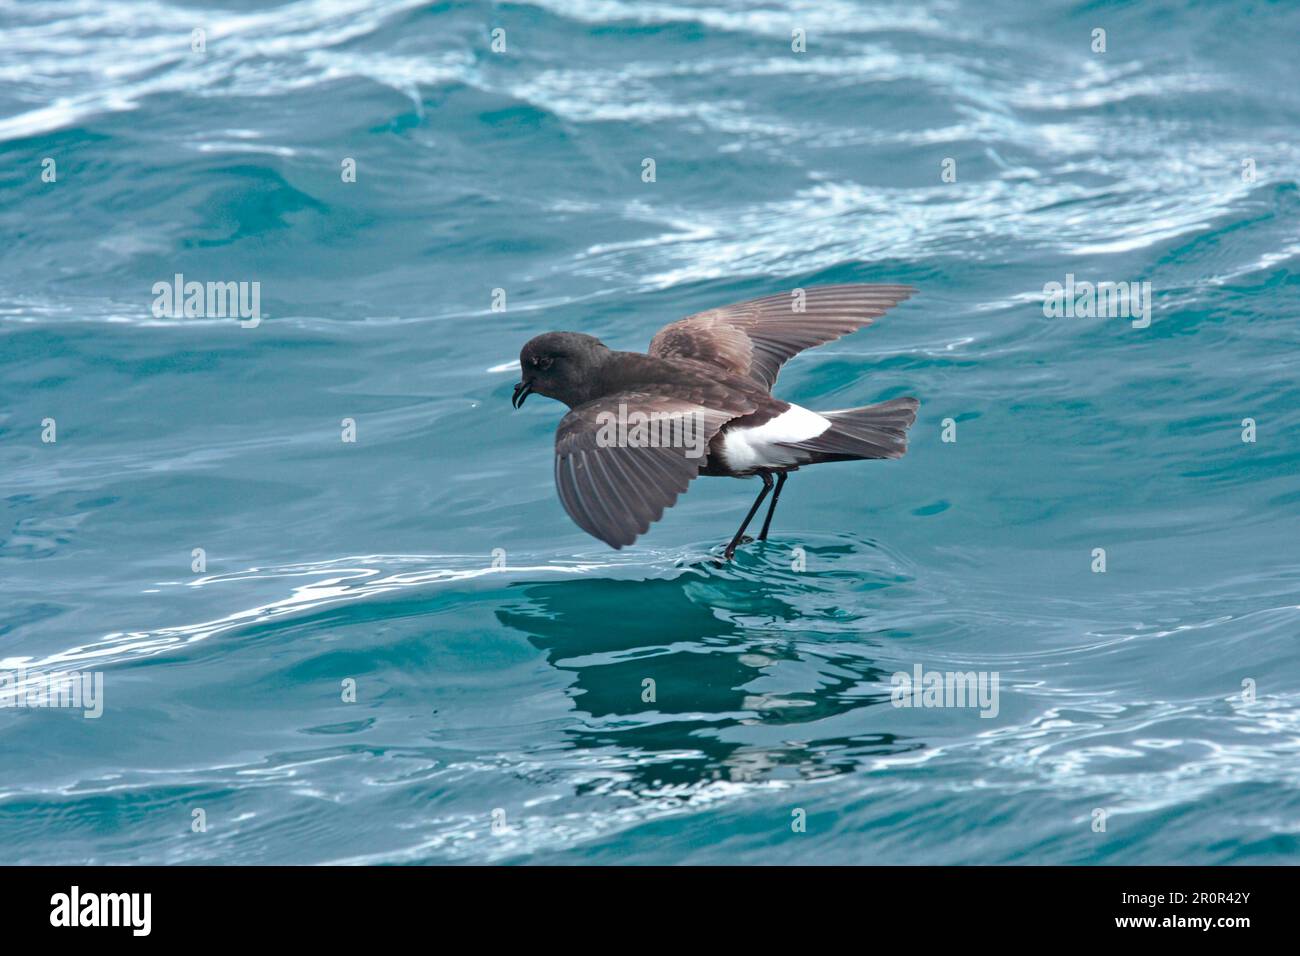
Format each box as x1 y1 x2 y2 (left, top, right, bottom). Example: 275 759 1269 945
510 284 919 559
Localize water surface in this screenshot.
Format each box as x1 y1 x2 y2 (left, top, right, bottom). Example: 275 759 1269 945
1 0 1298 864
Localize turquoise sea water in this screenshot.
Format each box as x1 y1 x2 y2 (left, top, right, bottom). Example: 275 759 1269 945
1 0 1298 864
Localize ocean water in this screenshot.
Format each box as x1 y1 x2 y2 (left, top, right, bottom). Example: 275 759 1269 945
2 0 1298 865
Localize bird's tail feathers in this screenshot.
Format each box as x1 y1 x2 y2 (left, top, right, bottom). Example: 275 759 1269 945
780 397 919 461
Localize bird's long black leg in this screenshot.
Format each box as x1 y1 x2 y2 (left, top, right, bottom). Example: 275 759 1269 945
723 472 773 560
757 471 787 541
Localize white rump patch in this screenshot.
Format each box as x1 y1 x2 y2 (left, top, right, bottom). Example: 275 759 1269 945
720 403 831 473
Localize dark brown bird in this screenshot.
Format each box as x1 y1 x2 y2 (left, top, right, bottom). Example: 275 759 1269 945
511 284 919 558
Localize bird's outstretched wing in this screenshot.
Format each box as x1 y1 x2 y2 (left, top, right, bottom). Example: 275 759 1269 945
649 283 916 391
554 391 750 548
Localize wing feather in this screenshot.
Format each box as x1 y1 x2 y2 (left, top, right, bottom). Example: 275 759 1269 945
649 283 916 390
553 392 741 548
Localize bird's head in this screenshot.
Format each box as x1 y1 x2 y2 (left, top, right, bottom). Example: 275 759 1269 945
512 331 610 409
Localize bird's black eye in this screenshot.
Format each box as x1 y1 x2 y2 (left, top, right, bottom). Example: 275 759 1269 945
535 356 554 370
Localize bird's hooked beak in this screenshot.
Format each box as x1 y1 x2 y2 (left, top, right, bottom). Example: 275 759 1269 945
511 380 533 409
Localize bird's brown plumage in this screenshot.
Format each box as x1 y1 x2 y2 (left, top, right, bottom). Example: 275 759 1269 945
525 283 917 548
648 284 916 391
554 394 749 548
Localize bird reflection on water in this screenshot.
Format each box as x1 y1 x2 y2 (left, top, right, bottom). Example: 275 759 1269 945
497 547 922 794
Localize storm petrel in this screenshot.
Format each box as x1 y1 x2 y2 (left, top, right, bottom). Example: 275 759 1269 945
511 284 919 559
